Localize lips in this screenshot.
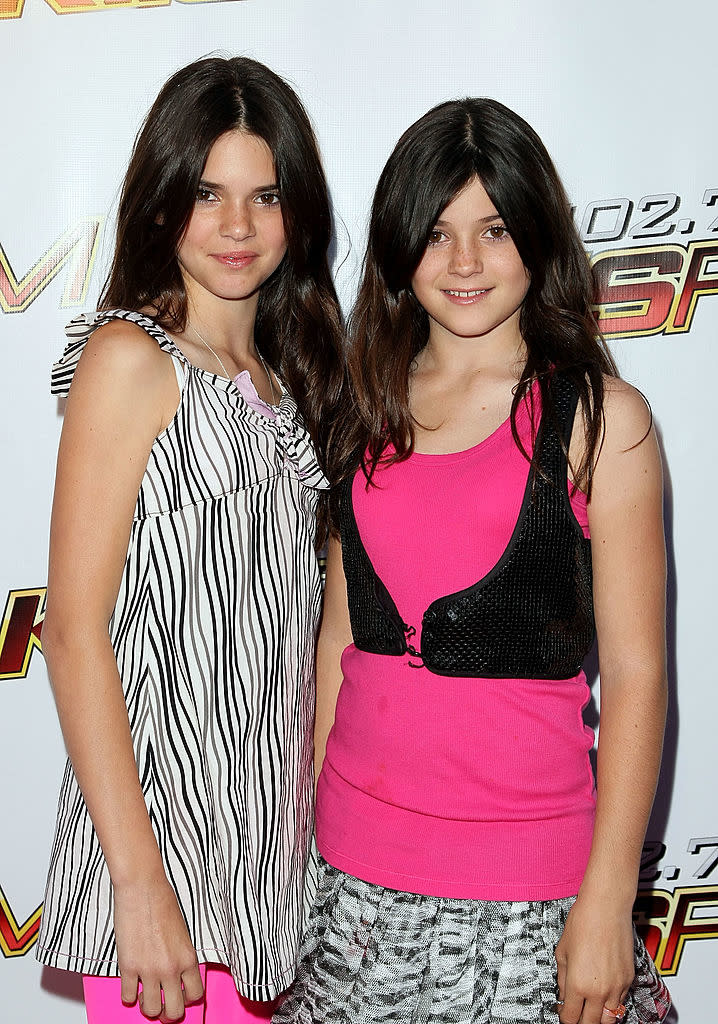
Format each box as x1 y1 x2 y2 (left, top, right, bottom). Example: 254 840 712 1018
211 252 258 268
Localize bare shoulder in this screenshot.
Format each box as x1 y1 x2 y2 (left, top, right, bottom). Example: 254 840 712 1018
599 375 654 453
590 375 662 498
74 319 173 388
66 319 180 436
569 375 656 479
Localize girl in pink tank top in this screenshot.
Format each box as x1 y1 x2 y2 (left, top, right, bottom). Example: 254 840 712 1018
274 101 670 1024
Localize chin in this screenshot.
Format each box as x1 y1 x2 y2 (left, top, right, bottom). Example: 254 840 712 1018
441 320 497 339
209 279 265 301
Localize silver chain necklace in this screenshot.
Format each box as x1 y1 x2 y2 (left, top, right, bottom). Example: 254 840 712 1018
188 321 277 405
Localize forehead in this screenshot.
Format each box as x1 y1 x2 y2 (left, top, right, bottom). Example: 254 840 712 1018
437 176 497 222
201 130 276 181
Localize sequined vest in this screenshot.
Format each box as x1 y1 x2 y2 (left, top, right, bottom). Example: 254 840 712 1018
338 375 595 679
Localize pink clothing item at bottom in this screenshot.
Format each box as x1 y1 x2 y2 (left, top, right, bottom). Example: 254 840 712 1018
317 387 597 900
83 965 281 1024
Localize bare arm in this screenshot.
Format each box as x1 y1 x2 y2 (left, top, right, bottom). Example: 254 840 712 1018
43 322 203 1021
314 535 353 787
557 381 667 1024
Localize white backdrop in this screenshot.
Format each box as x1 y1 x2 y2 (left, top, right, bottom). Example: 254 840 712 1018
1 2 716 1021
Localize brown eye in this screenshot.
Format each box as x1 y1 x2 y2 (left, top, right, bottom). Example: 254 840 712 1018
486 224 508 239
428 229 445 245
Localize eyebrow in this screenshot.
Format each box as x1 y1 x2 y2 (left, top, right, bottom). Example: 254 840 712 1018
434 212 502 226
198 179 279 192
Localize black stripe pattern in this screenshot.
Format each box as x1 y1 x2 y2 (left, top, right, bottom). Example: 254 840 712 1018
37 310 326 999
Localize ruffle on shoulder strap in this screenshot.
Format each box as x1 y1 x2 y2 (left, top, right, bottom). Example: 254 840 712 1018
274 392 330 491
51 312 101 397
51 309 183 397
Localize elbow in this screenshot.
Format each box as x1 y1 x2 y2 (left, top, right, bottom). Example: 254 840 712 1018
598 659 669 724
41 607 109 679
40 611 75 679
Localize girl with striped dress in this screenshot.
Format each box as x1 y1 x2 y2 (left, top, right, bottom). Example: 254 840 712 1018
276 100 671 1024
36 56 342 1024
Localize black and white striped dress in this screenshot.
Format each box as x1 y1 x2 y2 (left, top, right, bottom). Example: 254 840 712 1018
36 309 327 1000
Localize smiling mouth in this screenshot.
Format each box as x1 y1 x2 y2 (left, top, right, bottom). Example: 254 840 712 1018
443 289 488 297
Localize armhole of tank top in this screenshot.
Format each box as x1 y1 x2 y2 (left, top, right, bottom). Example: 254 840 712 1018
341 473 408 653
153 351 188 444
169 351 187 394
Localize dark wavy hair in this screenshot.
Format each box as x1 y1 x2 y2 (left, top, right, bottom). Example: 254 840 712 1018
329 97 619 521
100 55 343 471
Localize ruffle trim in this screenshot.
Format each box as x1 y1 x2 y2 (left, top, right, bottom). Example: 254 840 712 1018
50 309 329 491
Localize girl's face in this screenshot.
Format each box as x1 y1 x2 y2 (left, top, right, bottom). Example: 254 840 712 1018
411 176 530 351
177 130 287 309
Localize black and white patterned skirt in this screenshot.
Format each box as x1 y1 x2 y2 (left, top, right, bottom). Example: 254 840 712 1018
273 861 671 1024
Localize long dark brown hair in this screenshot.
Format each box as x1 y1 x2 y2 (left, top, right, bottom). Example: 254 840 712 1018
330 97 619 520
101 55 343 469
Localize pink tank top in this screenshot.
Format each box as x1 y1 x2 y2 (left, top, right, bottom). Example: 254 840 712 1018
316 392 597 900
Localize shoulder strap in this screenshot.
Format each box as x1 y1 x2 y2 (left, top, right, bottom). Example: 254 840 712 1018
51 309 186 397
533 372 580 487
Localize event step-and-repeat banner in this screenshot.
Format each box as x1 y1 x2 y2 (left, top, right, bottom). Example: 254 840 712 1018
2 1 716 1020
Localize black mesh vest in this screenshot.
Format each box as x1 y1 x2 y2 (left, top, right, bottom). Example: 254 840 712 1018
338 374 595 679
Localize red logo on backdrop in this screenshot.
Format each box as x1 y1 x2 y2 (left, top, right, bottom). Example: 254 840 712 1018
634 839 718 975
0 885 42 958
577 189 718 338
0 589 45 680
0 222 101 314
635 885 718 977
1 0 242 19
1 588 46 960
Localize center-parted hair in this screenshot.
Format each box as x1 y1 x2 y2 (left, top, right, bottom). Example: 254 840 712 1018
101 55 343 471
330 97 618 515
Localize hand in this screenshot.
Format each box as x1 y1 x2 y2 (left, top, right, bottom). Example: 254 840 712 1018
113 877 204 1022
555 895 635 1024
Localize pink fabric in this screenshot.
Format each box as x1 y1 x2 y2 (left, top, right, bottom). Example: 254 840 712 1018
317 389 597 900
83 965 281 1023
233 369 278 419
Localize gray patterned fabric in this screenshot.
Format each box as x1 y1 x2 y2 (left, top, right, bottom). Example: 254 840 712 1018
274 862 671 1024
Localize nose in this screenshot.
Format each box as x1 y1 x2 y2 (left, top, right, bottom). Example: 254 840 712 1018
220 201 255 241
449 240 483 277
